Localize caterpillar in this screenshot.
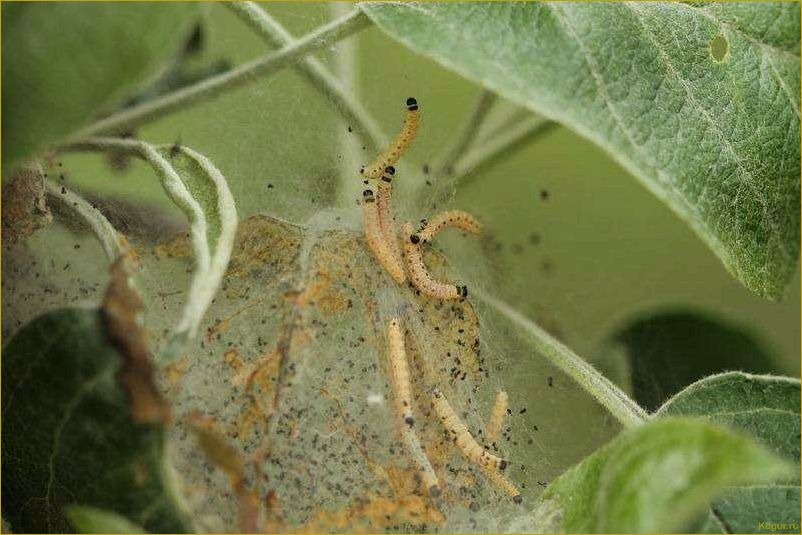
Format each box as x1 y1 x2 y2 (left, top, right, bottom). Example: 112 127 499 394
402 222 467 300
376 166 404 274
485 390 508 445
388 317 414 426
481 464 522 503
361 97 421 179
362 188 406 283
418 210 482 244
431 388 507 472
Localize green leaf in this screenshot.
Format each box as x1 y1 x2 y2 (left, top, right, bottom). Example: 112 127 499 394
1 308 190 533
597 310 778 411
534 417 791 533
1 2 201 174
659 371 801 461
65 506 148 534
361 2 801 299
659 372 801 533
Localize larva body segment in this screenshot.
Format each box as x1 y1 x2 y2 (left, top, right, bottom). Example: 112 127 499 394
388 317 414 426
481 464 522 503
361 98 421 179
402 222 465 300
418 210 482 244
362 189 405 283
431 389 507 472
485 390 509 445
376 167 404 275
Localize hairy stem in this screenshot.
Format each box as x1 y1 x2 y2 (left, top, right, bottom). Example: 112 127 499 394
227 2 385 153
73 9 371 138
44 179 123 262
435 89 497 176
58 137 239 358
426 116 558 209
329 3 368 210
473 288 648 428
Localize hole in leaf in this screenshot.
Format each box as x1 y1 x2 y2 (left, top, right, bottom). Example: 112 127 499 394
710 33 729 62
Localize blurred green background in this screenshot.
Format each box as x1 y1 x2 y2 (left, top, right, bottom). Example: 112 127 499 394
56 2 800 382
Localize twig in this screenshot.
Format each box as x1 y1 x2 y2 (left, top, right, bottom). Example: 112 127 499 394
73 10 371 138
227 2 385 153
435 89 497 176
472 288 648 428
426 116 558 209
44 179 123 262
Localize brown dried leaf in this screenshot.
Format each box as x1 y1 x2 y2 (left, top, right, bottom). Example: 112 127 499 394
102 253 170 423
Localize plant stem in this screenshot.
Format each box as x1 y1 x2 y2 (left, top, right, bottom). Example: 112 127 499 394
426 116 558 209
44 179 123 262
473 288 648 428
227 2 386 154
435 88 497 176
73 9 372 138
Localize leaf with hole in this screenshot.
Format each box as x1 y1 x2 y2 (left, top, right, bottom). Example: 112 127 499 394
361 2 801 299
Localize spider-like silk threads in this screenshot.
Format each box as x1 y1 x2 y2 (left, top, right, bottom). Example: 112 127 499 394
401 424 441 497
361 97 421 179
485 390 508 445
418 210 482 244
431 388 507 472
402 222 466 300
362 189 405 283
388 317 414 426
376 167 404 277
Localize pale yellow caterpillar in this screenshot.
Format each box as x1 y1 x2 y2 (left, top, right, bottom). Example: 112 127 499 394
387 317 414 426
481 464 522 503
431 388 507 472
376 166 404 274
418 210 482 244
485 390 509 445
402 222 467 300
362 188 406 284
361 97 421 179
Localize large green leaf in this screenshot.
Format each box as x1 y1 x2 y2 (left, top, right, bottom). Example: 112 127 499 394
1 308 190 533
361 2 801 299
529 417 791 533
596 310 778 411
1 2 201 174
659 372 801 533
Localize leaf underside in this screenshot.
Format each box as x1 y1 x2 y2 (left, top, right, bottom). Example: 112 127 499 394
362 1 801 299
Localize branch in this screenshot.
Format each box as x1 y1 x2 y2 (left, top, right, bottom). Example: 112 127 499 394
227 2 385 153
73 9 371 138
473 288 648 428
425 116 558 209
44 179 124 262
435 88 497 176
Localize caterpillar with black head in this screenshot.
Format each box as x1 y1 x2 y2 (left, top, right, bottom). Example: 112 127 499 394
361 98 420 179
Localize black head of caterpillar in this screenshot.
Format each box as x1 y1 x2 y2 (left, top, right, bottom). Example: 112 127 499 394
406 97 418 111
363 189 375 203
382 166 395 182
410 233 421 245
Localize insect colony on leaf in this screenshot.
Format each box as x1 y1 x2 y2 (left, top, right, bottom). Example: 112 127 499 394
360 98 522 503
